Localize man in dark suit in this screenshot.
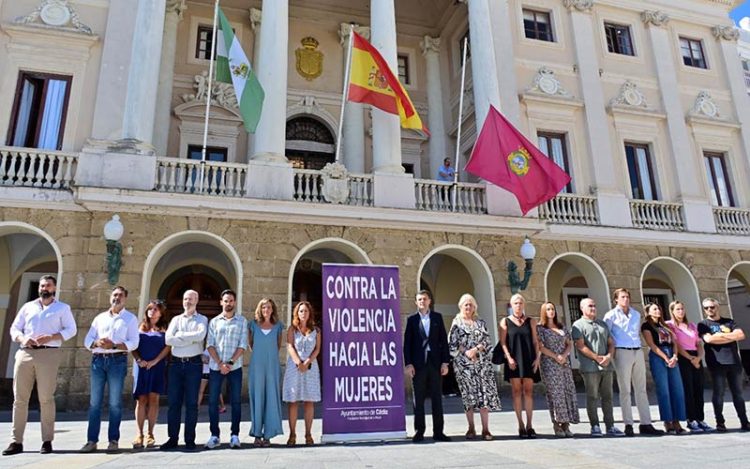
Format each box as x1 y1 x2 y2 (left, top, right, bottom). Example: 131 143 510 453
403 290 451 443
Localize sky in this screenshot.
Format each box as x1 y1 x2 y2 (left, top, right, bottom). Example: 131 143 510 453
731 1 750 25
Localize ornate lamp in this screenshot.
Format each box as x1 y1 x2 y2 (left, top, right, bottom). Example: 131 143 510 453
507 237 536 294
103 214 124 285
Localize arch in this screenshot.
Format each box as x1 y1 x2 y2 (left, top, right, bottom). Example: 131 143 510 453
285 114 336 169
0 222 63 287
726 262 750 334
417 245 497 343
544 252 610 318
639 257 701 324
139 231 243 318
286 237 371 324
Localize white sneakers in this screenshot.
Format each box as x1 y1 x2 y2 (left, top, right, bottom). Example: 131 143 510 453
204 436 220 449
606 427 626 437
229 435 241 449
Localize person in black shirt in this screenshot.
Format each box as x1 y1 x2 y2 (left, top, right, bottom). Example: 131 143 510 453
697 297 750 432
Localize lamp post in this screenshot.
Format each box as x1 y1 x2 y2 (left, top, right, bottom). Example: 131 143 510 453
103 214 124 286
507 237 536 294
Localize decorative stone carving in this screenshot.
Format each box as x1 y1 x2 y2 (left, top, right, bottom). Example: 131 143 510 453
338 23 370 45
420 36 440 56
14 0 93 34
689 91 721 119
181 71 238 109
166 0 187 19
295 37 323 81
249 8 261 31
711 25 740 42
321 162 350 204
526 67 571 97
562 0 594 12
641 10 670 27
610 81 648 108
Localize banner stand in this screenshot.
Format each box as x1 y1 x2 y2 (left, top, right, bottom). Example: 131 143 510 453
321 431 407 444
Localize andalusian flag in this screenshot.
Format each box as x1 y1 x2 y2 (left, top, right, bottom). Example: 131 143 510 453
347 32 428 134
215 7 264 133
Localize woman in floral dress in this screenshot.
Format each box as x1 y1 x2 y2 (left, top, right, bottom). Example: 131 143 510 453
448 293 501 441
537 302 580 437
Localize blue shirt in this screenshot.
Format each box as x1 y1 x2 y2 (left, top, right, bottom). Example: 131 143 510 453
603 306 642 348
437 164 455 182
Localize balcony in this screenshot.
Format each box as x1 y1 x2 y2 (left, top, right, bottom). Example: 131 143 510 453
630 200 684 231
0 146 77 189
414 179 487 214
539 193 599 225
713 206 750 236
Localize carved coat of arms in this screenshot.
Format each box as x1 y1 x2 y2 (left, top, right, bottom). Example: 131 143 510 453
295 36 323 81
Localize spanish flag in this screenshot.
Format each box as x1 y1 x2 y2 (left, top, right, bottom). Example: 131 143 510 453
347 32 428 134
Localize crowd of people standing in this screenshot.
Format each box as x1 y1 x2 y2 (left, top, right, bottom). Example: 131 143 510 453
2 276 749 456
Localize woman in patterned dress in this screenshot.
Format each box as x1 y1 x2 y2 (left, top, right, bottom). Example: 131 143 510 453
537 302 580 438
282 301 321 446
448 294 501 441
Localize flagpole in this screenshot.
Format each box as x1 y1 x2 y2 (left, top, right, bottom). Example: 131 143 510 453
335 24 355 164
452 37 469 211
199 0 220 193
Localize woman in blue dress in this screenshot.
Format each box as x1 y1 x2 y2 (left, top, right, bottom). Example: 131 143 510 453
248 298 284 447
131 300 170 449
282 301 321 446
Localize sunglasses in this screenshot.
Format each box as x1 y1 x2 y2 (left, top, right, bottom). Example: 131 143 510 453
703 305 716 310
151 299 165 306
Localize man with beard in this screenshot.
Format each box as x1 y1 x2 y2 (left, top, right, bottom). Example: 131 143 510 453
4 275 77 456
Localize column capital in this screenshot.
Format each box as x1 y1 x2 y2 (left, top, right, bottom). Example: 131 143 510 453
641 10 670 27
711 25 740 42
165 0 187 19
249 7 261 31
420 36 440 56
338 23 370 46
562 0 594 13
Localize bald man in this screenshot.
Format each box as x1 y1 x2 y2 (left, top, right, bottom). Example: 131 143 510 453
161 290 207 451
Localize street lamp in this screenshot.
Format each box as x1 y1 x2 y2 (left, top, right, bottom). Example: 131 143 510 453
507 237 536 294
103 214 124 286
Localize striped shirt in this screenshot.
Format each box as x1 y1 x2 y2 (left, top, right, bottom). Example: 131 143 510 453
207 312 248 371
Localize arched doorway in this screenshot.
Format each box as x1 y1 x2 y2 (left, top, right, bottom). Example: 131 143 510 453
544 253 609 368
0 223 62 382
418 245 496 394
640 257 701 323
140 232 242 323
285 116 335 170
726 262 750 374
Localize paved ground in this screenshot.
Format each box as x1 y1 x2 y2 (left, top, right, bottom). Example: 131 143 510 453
0 391 749 468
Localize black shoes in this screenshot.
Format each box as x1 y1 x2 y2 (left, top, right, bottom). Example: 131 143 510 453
412 432 424 443
40 441 52 454
740 422 750 432
160 439 179 450
624 424 634 437
184 442 198 451
716 422 728 433
2 443 22 456
639 424 665 436
433 433 452 442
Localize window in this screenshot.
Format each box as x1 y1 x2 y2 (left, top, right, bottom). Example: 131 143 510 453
187 145 228 162
704 152 734 207
604 23 634 56
624 143 658 200
459 29 471 65
397 55 410 85
402 163 414 175
537 133 572 193
680 37 707 69
523 9 554 42
7 72 72 150
196 25 215 60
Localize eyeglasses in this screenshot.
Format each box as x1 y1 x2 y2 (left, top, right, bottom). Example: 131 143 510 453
151 299 165 305
703 305 716 310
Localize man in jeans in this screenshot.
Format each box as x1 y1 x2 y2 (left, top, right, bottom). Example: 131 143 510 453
205 289 247 449
80 286 140 453
162 290 207 451
698 297 750 432
572 298 624 437
603 288 663 437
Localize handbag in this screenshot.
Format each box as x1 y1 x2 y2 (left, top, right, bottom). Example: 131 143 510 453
491 342 505 365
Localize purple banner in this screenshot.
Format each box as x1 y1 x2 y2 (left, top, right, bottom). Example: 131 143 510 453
321 264 406 439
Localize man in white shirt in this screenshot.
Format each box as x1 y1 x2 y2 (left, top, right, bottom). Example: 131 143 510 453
161 289 207 451
80 286 140 453
3 275 76 456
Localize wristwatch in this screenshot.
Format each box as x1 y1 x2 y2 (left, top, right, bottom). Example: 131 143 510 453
226 360 234 366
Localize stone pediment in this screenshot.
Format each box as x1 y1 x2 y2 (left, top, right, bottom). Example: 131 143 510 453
174 100 242 124
14 0 93 35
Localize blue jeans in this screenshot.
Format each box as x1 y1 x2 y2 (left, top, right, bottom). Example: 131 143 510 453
209 368 242 437
167 357 203 444
87 353 127 443
648 346 686 422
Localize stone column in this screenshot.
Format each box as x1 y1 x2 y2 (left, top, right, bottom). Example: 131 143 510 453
121 0 167 151
564 0 631 227
713 25 750 206
251 0 288 162
245 0 293 200
421 35 448 179
642 11 714 232
370 0 414 209
246 7 261 161
488 0 521 124
153 0 187 156
339 23 369 173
